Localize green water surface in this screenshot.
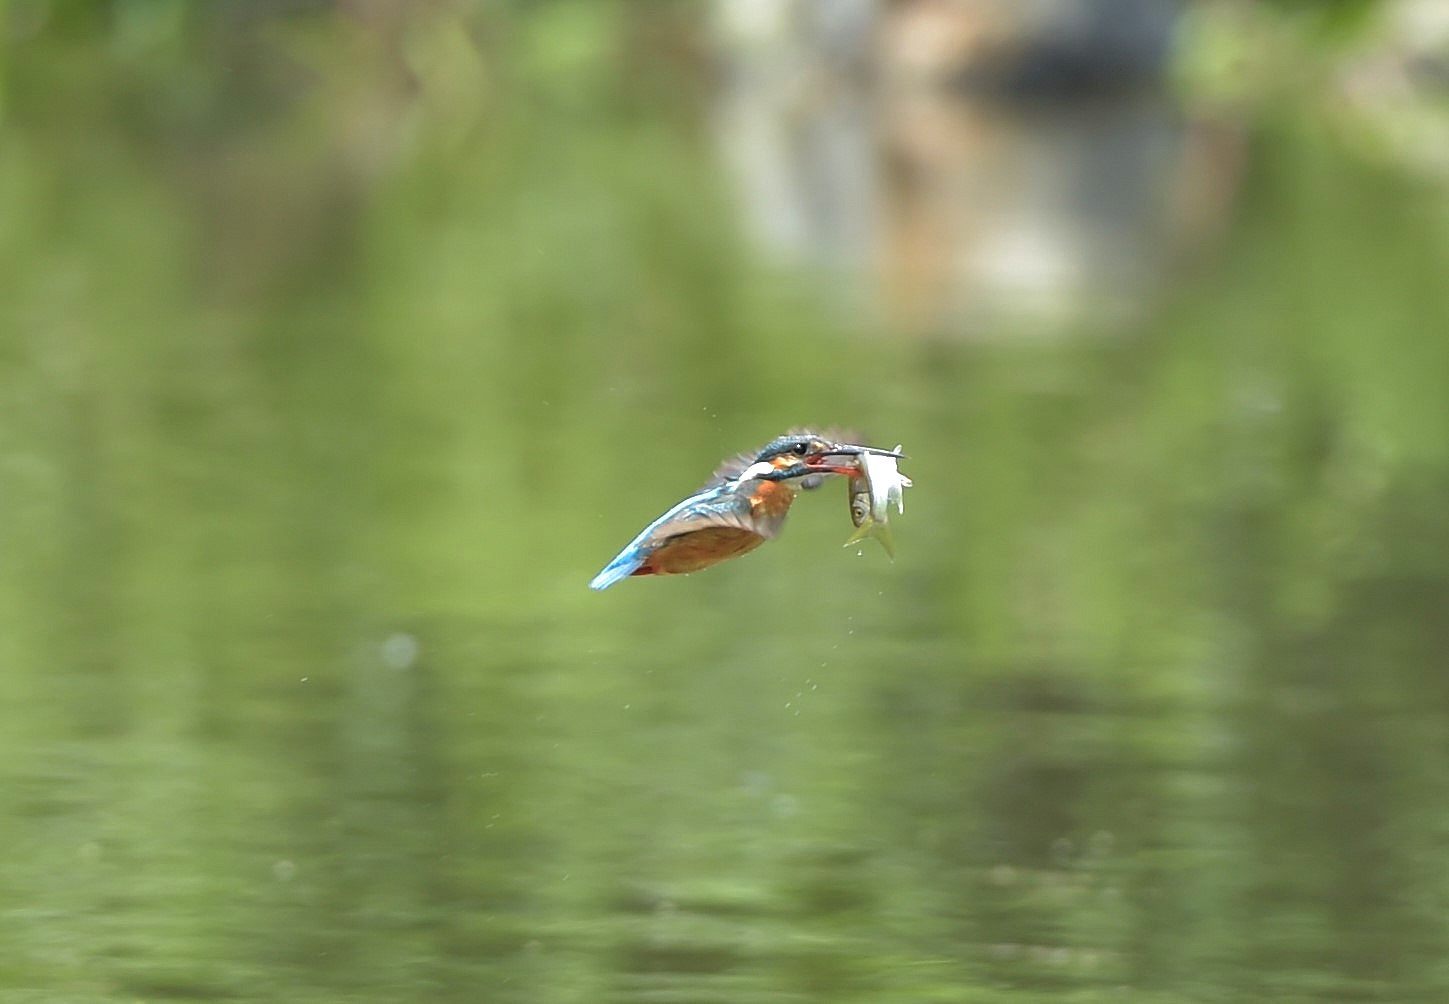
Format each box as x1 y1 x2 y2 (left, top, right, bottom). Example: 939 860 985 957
3 5 1449 1002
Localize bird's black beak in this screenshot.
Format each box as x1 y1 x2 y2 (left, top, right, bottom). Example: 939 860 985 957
804 442 906 476
821 444 905 459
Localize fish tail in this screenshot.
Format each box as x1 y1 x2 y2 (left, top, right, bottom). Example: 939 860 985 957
877 523 896 560
589 548 646 591
842 522 895 560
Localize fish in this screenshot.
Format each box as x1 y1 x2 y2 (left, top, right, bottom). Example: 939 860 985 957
843 445 911 558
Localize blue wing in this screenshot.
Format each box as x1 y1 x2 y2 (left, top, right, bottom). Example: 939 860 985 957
588 549 647 591
589 487 759 590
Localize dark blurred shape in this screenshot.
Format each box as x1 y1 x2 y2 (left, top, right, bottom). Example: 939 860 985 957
878 0 1182 96
712 0 1245 338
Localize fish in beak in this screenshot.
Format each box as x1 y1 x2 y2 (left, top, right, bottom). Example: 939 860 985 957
842 445 912 558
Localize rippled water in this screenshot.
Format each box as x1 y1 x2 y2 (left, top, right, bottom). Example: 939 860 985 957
4 6 1449 1002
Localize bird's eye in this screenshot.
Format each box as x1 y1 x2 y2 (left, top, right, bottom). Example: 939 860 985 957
792 442 810 456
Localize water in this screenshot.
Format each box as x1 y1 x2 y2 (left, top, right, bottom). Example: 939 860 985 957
3 5 1449 1002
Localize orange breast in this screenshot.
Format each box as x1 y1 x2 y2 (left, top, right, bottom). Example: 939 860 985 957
748 479 796 518
641 527 766 575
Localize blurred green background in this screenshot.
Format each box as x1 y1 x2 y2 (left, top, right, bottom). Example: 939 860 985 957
4 1 1449 1001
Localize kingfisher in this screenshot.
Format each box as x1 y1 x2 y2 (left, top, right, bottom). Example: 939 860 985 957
589 431 903 590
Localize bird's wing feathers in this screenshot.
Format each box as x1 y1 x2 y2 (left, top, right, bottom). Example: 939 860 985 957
700 450 757 490
647 488 766 543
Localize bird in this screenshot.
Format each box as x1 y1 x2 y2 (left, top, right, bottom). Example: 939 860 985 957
589 431 903 590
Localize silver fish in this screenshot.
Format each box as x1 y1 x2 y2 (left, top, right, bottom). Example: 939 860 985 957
848 476 872 527
843 445 911 558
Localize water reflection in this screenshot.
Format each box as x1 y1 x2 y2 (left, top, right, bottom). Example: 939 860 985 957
714 0 1244 336
3 4 1449 1002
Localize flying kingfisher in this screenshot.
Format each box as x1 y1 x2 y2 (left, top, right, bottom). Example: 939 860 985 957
589 431 903 590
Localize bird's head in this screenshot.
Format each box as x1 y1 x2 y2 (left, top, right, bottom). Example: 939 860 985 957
735 432 904 484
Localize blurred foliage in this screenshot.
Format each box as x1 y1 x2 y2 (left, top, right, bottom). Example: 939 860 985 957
1259 0 1382 37
3 1 1449 1002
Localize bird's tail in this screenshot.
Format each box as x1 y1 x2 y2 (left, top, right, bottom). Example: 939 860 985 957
589 549 646 591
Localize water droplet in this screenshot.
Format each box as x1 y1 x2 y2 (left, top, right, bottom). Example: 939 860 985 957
381 633 419 670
